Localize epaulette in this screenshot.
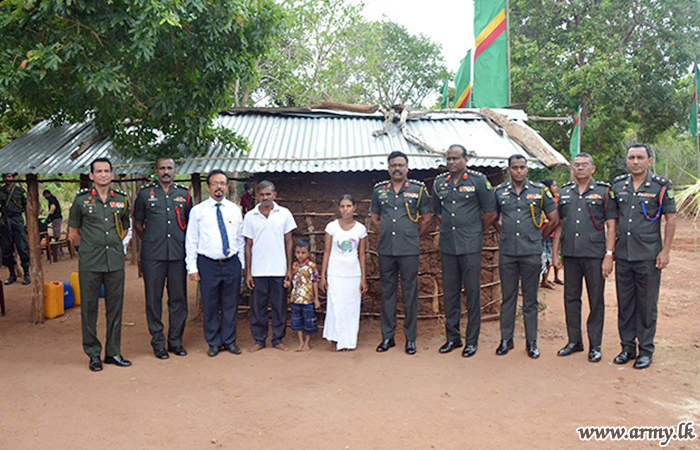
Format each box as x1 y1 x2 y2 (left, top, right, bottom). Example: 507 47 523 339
374 180 391 189
75 188 91 197
408 178 426 186
174 183 190 191
561 181 574 188
530 181 545 188
614 173 630 183
113 188 127 196
466 168 485 178
435 172 449 180
139 182 157 190
651 174 668 185
596 181 611 187
494 182 509 191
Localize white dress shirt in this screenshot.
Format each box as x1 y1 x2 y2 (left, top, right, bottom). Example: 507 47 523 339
242 201 297 277
185 197 245 274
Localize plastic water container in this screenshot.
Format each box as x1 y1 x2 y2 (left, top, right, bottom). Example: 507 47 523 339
70 272 80 306
62 282 74 309
44 281 65 319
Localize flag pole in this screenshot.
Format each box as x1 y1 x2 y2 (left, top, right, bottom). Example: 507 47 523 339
505 0 512 106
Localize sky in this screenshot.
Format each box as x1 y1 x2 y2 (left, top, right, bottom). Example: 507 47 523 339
358 0 475 74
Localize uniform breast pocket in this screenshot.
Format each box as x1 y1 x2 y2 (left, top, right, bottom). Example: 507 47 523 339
616 191 629 204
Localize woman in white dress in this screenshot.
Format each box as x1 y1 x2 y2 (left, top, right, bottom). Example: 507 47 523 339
320 195 367 350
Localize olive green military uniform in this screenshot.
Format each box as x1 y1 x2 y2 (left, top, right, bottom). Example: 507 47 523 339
612 172 676 357
370 179 431 342
433 169 496 346
133 182 192 352
558 179 617 348
68 187 130 359
0 183 30 278
494 180 557 342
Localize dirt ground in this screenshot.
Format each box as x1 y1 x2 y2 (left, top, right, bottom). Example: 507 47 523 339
1 219 699 450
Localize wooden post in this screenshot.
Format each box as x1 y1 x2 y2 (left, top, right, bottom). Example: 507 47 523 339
26 174 44 324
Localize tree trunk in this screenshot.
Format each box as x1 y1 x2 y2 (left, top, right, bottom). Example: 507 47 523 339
26 174 44 324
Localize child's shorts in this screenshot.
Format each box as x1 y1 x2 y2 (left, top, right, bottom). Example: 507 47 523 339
291 303 318 334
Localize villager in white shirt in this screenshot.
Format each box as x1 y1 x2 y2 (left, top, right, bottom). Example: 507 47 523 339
243 180 297 352
185 170 245 357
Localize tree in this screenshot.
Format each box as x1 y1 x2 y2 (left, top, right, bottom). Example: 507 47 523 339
239 0 449 108
0 0 281 159
510 0 700 176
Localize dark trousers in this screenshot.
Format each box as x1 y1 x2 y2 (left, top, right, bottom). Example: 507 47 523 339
79 269 125 358
1 215 30 269
615 259 661 357
441 252 481 345
197 255 241 348
250 276 287 347
142 259 188 350
379 254 419 341
498 253 540 341
563 257 605 348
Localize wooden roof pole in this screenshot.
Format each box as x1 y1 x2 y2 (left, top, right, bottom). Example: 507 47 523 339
26 174 45 323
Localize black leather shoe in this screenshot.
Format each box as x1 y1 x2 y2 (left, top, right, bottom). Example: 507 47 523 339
168 345 187 356
89 356 103 372
496 339 514 355
526 341 540 359
405 341 417 355
225 344 242 355
154 348 169 360
557 342 584 356
4 275 16 285
438 341 462 354
376 338 396 352
104 355 132 367
462 344 478 358
22 275 30 285
207 345 220 357
613 350 636 365
588 347 602 363
633 355 652 370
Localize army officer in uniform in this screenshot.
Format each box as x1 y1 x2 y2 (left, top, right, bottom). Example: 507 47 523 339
433 145 497 357
370 151 432 355
494 154 558 359
68 158 131 372
611 144 676 370
0 173 31 285
133 157 192 359
552 152 617 362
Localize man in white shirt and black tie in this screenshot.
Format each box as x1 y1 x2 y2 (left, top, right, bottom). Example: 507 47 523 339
185 170 245 356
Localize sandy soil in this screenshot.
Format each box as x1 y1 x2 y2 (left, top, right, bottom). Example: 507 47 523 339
0 219 699 450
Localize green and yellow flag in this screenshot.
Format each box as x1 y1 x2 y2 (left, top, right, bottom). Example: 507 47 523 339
569 106 581 157
473 0 508 108
440 78 450 109
690 64 698 137
453 50 472 108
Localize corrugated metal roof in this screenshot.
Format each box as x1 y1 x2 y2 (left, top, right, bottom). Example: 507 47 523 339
0 109 567 175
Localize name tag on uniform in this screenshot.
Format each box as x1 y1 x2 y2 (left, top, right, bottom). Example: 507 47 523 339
459 186 475 192
587 194 603 200
526 194 542 200
403 192 418 198
560 195 570 199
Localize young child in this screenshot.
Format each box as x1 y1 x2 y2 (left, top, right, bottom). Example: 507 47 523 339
287 239 320 351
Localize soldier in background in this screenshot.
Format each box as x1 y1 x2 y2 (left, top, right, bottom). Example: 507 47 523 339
0 173 30 285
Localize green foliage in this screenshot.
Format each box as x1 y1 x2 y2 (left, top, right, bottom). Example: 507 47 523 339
0 0 282 159
510 0 700 173
244 0 449 108
675 176 700 221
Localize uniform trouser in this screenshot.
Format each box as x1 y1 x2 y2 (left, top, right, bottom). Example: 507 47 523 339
80 269 125 358
142 259 188 350
1 215 30 269
441 252 481 346
198 255 241 348
379 254 419 341
250 276 286 347
615 259 661 357
498 253 540 342
562 256 605 348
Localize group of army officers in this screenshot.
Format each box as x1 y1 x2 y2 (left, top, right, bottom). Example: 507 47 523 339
61 141 674 372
